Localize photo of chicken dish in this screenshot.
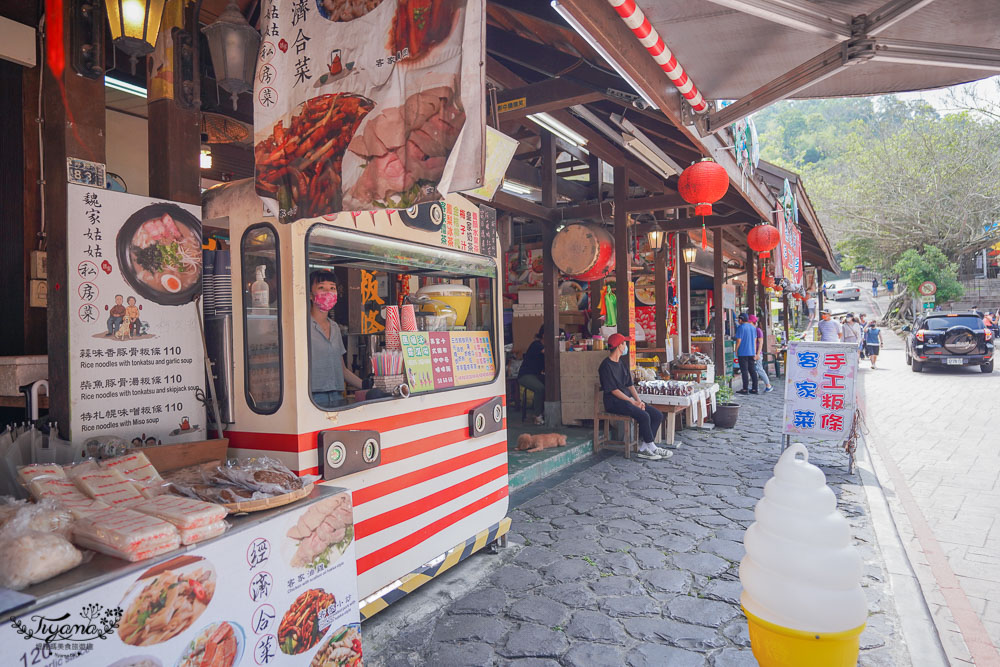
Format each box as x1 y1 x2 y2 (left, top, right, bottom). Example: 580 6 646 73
117 203 202 306
287 493 354 569
317 0 385 21
118 562 216 646
255 93 375 222
344 81 465 209
278 589 338 655
389 0 461 61
176 621 244 667
310 623 362 667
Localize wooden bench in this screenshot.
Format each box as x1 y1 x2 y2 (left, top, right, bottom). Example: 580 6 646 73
593 385 638 459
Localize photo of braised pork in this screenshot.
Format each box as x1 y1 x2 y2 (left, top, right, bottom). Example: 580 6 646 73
176 621 244 667
286 493 354 568
344 83 465 209
389 0 461 61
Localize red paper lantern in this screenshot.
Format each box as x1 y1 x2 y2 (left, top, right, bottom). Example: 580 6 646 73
747 224 780 259
678 159 729 216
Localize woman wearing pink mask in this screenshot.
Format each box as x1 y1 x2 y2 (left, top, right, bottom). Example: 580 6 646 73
310 270 363 408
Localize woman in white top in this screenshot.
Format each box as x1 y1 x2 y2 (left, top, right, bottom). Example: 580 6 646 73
842 315 863 344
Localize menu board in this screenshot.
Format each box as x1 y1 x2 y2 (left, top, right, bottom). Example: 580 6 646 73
1 489 362 667
450 332 495 387
400 332 434 394
66 184 206 445
428 332 455 390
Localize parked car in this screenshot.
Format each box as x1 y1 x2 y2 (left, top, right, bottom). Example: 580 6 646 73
903 312 994 373
823 280 862 301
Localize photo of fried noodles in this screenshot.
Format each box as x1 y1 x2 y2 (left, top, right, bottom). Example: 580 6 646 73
278 588 337 655
118 563 216 646
310 623 362 667
255 94 375 222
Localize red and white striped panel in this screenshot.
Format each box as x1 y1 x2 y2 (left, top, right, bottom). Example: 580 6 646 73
607 0 707 112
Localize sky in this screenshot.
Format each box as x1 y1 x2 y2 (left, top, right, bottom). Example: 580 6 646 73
894 74 1000 116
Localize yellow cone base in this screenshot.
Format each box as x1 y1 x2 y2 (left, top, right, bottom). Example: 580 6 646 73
743 606 865 667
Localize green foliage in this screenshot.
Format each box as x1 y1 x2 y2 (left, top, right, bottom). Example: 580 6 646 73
716 376 734 404
892 245 964 304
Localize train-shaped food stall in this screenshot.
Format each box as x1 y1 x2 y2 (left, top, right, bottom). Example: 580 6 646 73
203 182 509 618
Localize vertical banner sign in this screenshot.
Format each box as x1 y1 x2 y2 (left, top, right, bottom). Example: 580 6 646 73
254 0 486 222
67 184 206 444
628 282 636 370
782 342 858 440
776 178 803 289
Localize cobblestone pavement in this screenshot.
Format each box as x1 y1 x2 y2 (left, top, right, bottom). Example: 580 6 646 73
861 328 1000 665
367 390 909 666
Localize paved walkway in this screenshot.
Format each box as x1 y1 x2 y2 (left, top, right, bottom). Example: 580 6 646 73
860 325 1000 666
365 390 909 666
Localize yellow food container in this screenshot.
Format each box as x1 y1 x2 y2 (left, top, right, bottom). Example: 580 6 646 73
743 606 865 667
417 284 473 326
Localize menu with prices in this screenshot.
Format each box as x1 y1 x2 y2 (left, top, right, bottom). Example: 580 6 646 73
67 184 206 444
0 488 362 667
400 332 434 394
428 332 455 390
450 332 495 387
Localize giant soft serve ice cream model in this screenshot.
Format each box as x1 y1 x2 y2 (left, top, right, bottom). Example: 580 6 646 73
740 443 868 666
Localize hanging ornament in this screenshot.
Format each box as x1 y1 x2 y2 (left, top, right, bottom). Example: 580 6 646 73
678 158 729 251
747 223 780 259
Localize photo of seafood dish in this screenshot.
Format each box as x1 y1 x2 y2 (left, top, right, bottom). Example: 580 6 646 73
389 0 461 61
116 203 202 306
310 623 362 667
278 589 338 655
344 80 465 209
175 621 244 667
316 0 385 22
255 94 375 222
286 492 354 568
118 559 217 646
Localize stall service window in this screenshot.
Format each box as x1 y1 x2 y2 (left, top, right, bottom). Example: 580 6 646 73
306 225 498 411
241 225 283 414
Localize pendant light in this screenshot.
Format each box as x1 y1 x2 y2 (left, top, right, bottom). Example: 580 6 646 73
202 0 261 110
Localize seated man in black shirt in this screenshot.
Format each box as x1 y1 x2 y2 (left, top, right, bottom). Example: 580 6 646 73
518 326 546 425
599 333 669 460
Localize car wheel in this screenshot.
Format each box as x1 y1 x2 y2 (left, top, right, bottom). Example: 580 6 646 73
853 296 860 301
982 360 994 373
911 359 923 373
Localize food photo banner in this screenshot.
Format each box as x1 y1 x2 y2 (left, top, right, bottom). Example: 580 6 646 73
776 179 803 289
66 185 207 445
782 342 858 440
253 0 486 222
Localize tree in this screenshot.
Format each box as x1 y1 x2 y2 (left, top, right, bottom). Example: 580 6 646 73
892 245 964 304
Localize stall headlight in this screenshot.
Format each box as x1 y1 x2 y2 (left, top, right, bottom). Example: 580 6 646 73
326 442 347 469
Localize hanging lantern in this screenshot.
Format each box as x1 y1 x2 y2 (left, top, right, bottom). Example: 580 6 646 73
761 269 775 289
105 0 167 74
678 158 729 250
681 241 697 264
747 223 780 259
647 228 665 251
202 0 262 110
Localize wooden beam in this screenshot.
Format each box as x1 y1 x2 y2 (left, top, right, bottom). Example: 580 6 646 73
614 165 631 336
497 78 604 118
505 158 590 200
555 193 689 221
491 190 553 221
713 227 725 372
817 268 824 313
541 131 561 416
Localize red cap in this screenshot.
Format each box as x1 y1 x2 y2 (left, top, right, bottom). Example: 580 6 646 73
607 333 630 348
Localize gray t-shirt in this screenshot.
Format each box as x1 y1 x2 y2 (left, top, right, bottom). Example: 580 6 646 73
310 317 346 392
817 318 842 341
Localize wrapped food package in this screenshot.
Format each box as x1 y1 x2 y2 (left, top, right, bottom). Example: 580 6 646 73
101 452 166 498
130 495 227 531
74 469 145 507
17 464 66 486
0 497 75 536
178 520 228 546
73 508 180 561
0 497 25 526
215 457 303 495
0 531 84 590
29 477 110 518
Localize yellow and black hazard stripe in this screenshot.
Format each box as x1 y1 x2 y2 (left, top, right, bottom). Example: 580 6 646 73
360 517 511 621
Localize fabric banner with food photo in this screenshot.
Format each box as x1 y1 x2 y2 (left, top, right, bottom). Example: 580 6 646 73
253 0 485 223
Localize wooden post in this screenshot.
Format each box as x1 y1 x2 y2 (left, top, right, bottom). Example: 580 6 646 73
654 235 667 349
745 246 756 316
679 238 691 353
613 166 631 337
588 155 603 200
42 2 107 435
816 267 824 314
589 278 603 335
713 228 725 373
783 294 791 344
540 131 560 422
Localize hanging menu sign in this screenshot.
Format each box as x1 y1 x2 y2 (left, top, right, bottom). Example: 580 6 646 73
67 184 206 445
400 331 434 393
450 331 495 386
428 332 455 390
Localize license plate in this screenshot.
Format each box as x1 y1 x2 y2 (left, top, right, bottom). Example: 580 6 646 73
946 358 963 365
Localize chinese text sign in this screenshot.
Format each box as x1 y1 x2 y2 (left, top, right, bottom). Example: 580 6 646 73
782 342 858 440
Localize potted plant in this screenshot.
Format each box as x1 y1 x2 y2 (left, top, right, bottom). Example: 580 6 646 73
712 376 740 428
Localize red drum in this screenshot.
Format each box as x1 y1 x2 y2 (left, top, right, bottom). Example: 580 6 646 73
551 223 615 281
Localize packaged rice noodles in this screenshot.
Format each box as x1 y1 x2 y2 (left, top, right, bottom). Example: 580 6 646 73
0 531 84 589
74 469 145 507
100 452 166 498
178 520 228 545
28 476 109 518
0 497 75 536
129 495 227 530
17 463 65 486
73 508 180 561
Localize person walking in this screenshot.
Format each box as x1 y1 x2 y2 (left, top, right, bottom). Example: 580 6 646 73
598 333 668 460
734 313 759 394
842 314 862 345
865 321 884 369
817 310 843 342
518 326 546 425
748 315 773 393
886 278 895 294
871 277 879 298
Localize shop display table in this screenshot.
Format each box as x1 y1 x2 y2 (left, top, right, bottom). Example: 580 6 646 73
638 383 719 445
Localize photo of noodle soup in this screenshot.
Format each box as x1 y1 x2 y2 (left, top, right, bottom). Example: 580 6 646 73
117 204 202 305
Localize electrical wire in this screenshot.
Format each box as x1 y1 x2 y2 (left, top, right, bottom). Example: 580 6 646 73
37 14 46 251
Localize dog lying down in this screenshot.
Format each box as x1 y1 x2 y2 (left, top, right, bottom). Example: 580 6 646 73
516 433 568 453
